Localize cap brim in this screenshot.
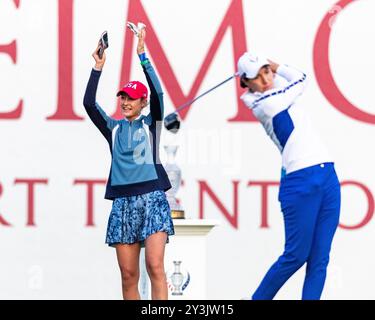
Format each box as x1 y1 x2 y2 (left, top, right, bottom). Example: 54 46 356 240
245 63 270 80
116 89 138 99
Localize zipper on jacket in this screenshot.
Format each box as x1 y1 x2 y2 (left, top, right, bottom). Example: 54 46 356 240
128 122 132 148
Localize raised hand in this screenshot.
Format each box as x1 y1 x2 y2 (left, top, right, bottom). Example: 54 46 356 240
127 21 146 55
137 27 146 55
92 43 106 71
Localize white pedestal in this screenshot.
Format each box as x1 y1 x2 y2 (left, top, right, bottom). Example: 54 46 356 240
139 219 219 300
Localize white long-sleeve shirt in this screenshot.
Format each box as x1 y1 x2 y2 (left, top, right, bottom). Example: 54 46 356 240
241 64 333 174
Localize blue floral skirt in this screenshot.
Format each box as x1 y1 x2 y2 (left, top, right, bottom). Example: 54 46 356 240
105 190 175 247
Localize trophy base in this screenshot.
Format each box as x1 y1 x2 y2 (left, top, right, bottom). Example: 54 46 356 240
171 210 185 219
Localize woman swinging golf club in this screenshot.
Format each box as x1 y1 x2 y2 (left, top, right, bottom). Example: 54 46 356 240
238 52 341 300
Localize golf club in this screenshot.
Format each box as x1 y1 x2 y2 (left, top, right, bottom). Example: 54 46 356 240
164 72 240 133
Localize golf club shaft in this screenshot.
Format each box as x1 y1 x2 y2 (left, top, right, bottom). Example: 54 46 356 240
174 72 239 114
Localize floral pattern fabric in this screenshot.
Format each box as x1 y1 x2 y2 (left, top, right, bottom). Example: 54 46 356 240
105 190 175 247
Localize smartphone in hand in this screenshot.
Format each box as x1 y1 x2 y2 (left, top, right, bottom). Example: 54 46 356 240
97 31 109 59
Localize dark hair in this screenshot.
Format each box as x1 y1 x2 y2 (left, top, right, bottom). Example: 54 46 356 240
240 73 248 88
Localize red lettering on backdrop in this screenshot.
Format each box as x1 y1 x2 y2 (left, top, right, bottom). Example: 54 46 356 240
117 0 254 121
0 183 12 226
74 179 106 226
248 181 280 228
314 0 374 123
198 181 239 228
48 0 83 120
14 179 48 226
339 181 374 230
0 0 22 119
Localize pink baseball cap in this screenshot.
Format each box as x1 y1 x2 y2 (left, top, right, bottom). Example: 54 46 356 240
116 81 148 99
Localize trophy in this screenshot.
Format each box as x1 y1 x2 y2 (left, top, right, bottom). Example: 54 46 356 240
164 145 185 219
171 261 184 295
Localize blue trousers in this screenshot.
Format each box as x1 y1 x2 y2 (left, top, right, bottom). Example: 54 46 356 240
252 163 341 300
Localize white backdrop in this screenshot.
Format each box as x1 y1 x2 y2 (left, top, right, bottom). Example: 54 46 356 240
0 0 374 299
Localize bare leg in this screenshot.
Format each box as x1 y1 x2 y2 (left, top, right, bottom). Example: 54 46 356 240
145 232 168 300
115 243 141 300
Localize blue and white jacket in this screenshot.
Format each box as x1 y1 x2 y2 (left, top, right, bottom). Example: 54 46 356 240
241 64 333 175
83 57 171 199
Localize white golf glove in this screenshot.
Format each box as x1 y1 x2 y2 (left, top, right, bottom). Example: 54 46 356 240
126 21 146 37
